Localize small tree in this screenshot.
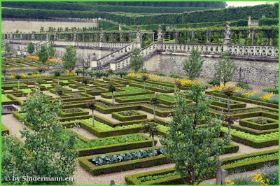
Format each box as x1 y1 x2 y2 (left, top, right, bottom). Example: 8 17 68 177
143 122 158 146
215 53 237 86
63 46 77 72
48 44 56 58
150 97 160 119
142 74 149 90
118 71 127 78
19 92 77 184
27 43 35 55
5 43 11 63
183 49 204 80
87 103 96 127
15 74 21 90
38 45 49 64
161 84 225 184
108 83 116 104
2 69 7 81
130 48 144 72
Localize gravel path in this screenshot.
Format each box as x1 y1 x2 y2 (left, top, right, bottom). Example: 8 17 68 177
71 127 98 140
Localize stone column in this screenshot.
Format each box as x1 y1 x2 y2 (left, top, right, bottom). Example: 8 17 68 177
175 32 179 44
73 33 77 41
31 33 35 40
46 34 49 41
251 30 255 46
157 25 163 43
135 28 142 48
223 22 232 52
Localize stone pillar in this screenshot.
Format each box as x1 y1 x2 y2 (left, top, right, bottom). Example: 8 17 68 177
223 22 231 52
191 31 195 41
46 34 49 41
251 30 255 46
20 33 23 40
135 27 142 48
73 33 77 41
31 33 35 40
53 33 57 41
157 25 163 43
175 32 179 44
120 32 123 42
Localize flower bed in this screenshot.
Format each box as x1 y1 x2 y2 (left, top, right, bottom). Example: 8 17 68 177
101 87 152 98
221 127 278 148
125 149 278 185
79 147 169 175
112 110 147 121
239 117 278 130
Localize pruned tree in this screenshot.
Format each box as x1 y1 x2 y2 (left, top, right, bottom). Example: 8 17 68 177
38 45 49 64
27 42 35 55
161 84 226 184
87 103 96 127
129 48 144 72
5 91 77 184
215 53 236 85
183 49 204 80
63 46 77 72
142 74 149 90
150 97 160 119
143 122 158 146
108 83 116 104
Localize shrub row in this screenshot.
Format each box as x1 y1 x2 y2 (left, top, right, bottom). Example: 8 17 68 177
239 118 278 130
112 111 147 121
79 147 170 175
207 91 278 109
125 149 278 185
77 133 155 157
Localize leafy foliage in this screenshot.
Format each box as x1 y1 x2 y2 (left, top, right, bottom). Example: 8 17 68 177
130 48 144 72
161 85 225 184
27 42 35 54
215 53 237 86
38 45 49 64
63 46 77 72
92 148 165 166
183 49 204 80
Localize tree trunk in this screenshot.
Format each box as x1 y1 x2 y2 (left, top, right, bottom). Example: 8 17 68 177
144 81 146 90
17 80 20 90
112 92 115 104
92 110 95 127
153 105 156 119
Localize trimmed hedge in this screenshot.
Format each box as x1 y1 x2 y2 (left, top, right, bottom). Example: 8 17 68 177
77 133 155 157
79 147 170 175
206 91 278 109
125 149 278 185
239 118 278 130
112 111 147 121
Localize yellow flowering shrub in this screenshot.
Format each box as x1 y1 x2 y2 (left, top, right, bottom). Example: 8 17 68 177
225 179 234 185
9 75 15 79
211 85 233 92
21 73 29 79
48 58 63 63
26 55 39 61
260 93 273 101
127 72 199 87
241 90 257 97
252 172 269 185
66 71 76 76
32 73 40 78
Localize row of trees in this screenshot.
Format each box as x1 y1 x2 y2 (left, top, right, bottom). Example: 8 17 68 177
183 49 236 85
129 47 236 86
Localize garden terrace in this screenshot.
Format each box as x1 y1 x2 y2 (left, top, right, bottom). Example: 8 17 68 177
101 87 152 99
115 94 177 105
62 131 155 157
206 91 278 109
125 149 278 185
112 111 147 121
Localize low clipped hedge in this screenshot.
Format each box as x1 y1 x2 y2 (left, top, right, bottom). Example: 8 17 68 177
79 147 170 175
79 121 143 138
112 111 147 121
228 124 278 135
125 149 278 185
59 108 89 117
206 91 278 109
77 133 155 157
230 111 278 120
239 118 278 130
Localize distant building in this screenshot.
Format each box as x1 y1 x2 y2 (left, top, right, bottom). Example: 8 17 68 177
248 16 259 27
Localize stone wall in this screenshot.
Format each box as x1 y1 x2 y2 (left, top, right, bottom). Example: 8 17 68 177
9 43 112 60
144 53 278 86
2 19 98 33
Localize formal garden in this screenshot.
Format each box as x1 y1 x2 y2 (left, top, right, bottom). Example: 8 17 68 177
2 1 279 185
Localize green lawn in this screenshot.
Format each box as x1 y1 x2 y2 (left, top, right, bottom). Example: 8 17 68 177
102 86 150 97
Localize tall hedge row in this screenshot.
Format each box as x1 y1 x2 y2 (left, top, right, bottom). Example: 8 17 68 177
2 4 278 25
